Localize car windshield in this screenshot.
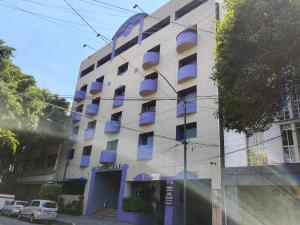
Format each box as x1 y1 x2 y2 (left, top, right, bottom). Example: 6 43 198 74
42 202 57 208
15 201 26 206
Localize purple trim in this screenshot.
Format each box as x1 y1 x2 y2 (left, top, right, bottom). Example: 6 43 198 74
138 16 145 44
85 104 99 116
137 145 153 160
139 79 158 96
104 120 121 134
70 133 78 144
80 155 90 167
100 150 117 164
139 111 155 125
142 52 160 69
133 173 152 181
84 128 95 141
90 81 103 94
176 30 197 53
178 63 197 83
72 113 81 122
164 206 173 225
113 95 124 107
176 100 197 117
175 171 198 179
85 167 97 215
74 90 86 102
117 164 128 218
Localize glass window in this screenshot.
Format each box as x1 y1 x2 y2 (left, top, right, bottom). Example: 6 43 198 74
106 140 118 151
82 146 92 156
176 122 197 141
139 132 154 146
247 133 268 166
42 202 57 208
281 124 296 163
142 101 156 113
87 120 96 129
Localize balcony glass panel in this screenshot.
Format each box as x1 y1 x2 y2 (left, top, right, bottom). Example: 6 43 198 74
142 52 160 69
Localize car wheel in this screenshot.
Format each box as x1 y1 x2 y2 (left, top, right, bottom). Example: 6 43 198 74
30 214 35 223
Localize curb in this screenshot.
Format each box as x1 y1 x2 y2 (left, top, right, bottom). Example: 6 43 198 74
53 220 74 225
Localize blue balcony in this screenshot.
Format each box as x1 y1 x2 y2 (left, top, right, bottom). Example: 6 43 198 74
80 155 90 167
139 79 158 96
74 90 86 102
176 30 197 53
72 113 81 123
142 52 160 70
104 120 121 134
84 128 95 141
100 150 117 164
139 111 155 126
90 81 103 94
176 100 197 117
85 104 99 116
178 63 197 83
113 95 124 108
70 133 78 144
137 145 153 160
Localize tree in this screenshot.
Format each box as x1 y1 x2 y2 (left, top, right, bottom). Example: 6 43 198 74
39 183 61 201
212 0 300 135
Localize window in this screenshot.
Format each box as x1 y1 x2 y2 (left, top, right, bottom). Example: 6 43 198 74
277 101 290 121
80 84 88 92
148 45 160 53
291 87 300 118
142 16 170 40
72 126 79 134
96 76 104 83
62 183 85 195
139 132 154 146
179 53 197 68
106 140 118 151
114 36 138 57
67 149 75 160
141 100 156 113
115 86 126 97
92 97 100 105
117 62 128 75
111 111 122 122
97 53 111 68
281 124 296 163
175 0 208 20
145 72 158 80
215 2 220 21
87 120 96 129
31 201 40 207
43 202 57 209
178 86 197 102
80 64 94 77
82 145 92 156
76 105 83 113
176 122 197 141
47 154 57 167
247 133 268 166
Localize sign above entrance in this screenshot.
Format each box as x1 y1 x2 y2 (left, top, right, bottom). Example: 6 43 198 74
96 164 122 173
165 181 174 206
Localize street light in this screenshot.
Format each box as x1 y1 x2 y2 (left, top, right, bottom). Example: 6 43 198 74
82 44 96 51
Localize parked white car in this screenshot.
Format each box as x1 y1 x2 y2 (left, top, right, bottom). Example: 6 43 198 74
0 194 14 212
1 200 26 217
18 199 58 223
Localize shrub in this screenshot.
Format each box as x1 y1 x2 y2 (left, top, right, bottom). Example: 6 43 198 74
39 183 61 202
123 196 153 213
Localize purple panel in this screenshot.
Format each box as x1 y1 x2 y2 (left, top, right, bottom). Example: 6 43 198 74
176 100 197 117
72 113 81 122
84 128 95 141
70 133 78 144
104 120 121 134
178 63 197 83
139 111 155 125
85 104 99 116
117 164 128 219
175 171 198 180
90 81 103 94
133 173 152 181
100 150 116 164
113 95 124 107
85 167 97 215
137 145 153 160
74 90 86 102
80 155 90 167
176 31 197 53
164 205 173 225
142 52 160 69
139 79 158 96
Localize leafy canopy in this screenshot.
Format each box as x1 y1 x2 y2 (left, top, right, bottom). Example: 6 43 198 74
212 0 300 135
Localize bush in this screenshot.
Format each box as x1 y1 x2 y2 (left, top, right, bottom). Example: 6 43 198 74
123 196 153 213
59 195 83 215
38 184 61 202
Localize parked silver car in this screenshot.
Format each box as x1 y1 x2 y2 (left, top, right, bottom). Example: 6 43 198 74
1 200 26 217
18 199 58 223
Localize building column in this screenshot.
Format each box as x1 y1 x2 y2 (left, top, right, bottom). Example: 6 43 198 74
117 164 129 220
85 167 97 215
225 185 239 225
164 180 174 225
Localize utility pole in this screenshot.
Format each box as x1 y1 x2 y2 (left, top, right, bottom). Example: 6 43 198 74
183 97 187 225
59 158 70 199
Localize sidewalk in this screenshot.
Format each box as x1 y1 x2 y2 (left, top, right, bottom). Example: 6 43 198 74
55 214 133 225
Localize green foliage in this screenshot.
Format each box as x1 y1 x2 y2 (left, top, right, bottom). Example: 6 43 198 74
39 183 61 201
60 195 84 215
123 196 153 213
212 0 300 135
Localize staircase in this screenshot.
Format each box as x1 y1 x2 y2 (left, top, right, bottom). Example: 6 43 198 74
93 208 117 219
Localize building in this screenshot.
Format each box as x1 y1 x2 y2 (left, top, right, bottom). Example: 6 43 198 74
57 0 224 225
223 87 300 225
16 118 67 200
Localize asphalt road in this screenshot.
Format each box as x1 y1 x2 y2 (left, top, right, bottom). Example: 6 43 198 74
0 215 59 225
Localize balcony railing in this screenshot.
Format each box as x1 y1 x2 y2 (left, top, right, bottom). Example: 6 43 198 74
139 79 158 96
176 30 197 53
90 81 103 94
139 111 155 126
113 95 124 107
176 100 197 117
85 104 99 116
100 150 117 164
72 113 81 122
104 120 121 134
74 90 86 102
84 128 95 141
178 63 197 83
80 155 90 167
142 52 160 70
137 145 153 160
70 133 78 144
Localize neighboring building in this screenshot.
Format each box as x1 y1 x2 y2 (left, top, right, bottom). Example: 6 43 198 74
57 1 224 225
16 118 67 200
223 86 300 225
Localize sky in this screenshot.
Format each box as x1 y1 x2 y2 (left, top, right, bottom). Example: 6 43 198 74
0 0 169 98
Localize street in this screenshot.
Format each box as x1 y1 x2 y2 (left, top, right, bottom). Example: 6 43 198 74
0 216 58 225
